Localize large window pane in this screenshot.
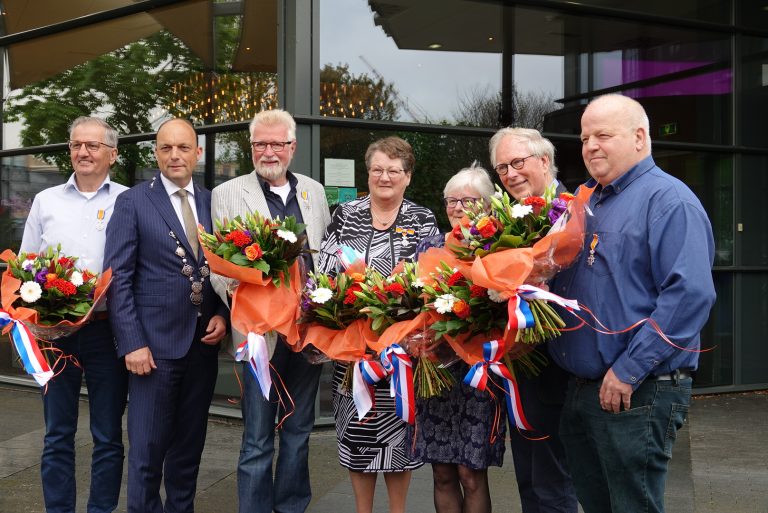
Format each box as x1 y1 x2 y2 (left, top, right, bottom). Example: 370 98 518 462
696 272 733 387
741 273 768 384
740 155 768 266
560 0 732 23
738 37 768 149
3 1 278 157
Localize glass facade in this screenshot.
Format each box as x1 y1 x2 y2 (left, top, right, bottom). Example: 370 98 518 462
0 0 766 420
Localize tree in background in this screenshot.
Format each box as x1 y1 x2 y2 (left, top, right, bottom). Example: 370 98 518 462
4 31 199 185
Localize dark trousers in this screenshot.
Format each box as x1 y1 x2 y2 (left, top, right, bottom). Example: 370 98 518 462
509 359 578 513
41 319 128 513
559 376 692 513
126 326 219 513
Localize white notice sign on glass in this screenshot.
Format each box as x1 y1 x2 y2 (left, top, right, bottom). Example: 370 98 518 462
324 158 355 187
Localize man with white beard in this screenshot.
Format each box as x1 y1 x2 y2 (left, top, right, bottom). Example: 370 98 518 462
211 109 330 513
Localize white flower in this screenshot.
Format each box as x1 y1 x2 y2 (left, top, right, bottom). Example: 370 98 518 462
277 229 297 243
20 281 42 303
413 278 425 289
434 294 456 314
385 276 396 284
309 287 333 304
511 204 533 218
493 191 504 200
487 289 507 303
70 271 84 287
21 259 35 271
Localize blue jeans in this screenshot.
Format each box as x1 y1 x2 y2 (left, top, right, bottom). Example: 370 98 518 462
559 376 691 513
41 319 128 513
238 342 322 513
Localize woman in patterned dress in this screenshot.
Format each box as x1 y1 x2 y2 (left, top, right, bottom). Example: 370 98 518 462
317 136 439 513
409 163 505 513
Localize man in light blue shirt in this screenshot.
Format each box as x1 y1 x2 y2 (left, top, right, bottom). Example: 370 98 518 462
20 116 128 513
550 95 716 513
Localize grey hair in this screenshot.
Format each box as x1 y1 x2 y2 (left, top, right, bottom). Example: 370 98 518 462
249 108 296 141
488 127 558 178
69 116 118 147
444 161 495 200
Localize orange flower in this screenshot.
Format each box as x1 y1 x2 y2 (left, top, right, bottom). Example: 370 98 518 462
475 216 497 238
559 192 574 202
244 243 263 261
452 299 470 319
46 273 57 282
350 272 365 283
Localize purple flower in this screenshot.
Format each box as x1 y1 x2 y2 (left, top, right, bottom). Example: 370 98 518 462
483 243 492 251
548 198 568 225
34 267 49 285
470 225 480 236
301 298 312 312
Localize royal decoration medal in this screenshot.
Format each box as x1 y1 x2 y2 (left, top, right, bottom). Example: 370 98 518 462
96 209 105 231
587 233 599 266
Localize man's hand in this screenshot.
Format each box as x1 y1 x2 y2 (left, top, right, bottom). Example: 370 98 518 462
599 368 633 413
125 347 156 376
201 314 227 345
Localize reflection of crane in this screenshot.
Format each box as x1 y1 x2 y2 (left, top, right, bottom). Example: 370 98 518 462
358 55 428 122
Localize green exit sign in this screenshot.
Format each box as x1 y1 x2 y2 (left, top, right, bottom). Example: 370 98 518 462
660 122 678 137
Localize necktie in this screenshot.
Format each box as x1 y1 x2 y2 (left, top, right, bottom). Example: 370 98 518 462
176 189 199 259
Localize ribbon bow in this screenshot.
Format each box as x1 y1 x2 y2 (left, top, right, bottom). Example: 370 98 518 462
380 344 415 424
235 332 273 399
0 309 53 386
464 340 532 431
352 357 388 420
507 284 580 331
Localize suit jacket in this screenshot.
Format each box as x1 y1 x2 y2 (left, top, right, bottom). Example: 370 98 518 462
210 170 331 354
105 172 227 360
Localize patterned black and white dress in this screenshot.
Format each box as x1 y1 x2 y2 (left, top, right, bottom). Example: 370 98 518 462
317 195 439 472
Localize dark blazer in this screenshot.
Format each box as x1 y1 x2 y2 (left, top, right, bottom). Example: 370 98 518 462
105 172 227 359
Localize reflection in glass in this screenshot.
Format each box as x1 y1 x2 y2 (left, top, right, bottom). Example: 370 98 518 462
739 156 768 266
738 37 768 149
740 274 768 384
696 272 733 387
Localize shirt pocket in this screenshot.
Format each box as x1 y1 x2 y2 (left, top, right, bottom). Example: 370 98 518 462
588 231 625 277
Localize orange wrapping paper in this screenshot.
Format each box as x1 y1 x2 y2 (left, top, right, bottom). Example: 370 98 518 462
0 249 112 339
301 318 377 362
202 244 302 347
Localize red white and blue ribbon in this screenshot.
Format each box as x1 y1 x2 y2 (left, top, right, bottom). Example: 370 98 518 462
353 357 387 420
0 309 53 386
337 245 365 271
380 344 415 424
463 340 533 431
235 332 272 399
507 284 580 331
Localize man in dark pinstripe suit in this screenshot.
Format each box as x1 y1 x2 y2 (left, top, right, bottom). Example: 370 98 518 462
105 118 228 513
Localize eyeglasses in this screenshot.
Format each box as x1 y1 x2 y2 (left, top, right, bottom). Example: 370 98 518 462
369 167 406 178
68 141 114 153
250 141 293 152
494 154 536 175
443 197 479 208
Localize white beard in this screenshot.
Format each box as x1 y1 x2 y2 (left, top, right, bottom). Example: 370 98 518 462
255 161 287 182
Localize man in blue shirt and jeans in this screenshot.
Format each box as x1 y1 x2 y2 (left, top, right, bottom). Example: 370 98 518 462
549 94 716 513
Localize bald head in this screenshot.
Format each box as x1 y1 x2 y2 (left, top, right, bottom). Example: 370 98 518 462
580 95 651 186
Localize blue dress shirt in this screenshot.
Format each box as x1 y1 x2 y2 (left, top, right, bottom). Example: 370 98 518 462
20 174 128 273
549 155 716 388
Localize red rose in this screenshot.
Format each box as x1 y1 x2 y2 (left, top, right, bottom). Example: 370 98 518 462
470 285 487 298
447 271 465 287
476 217 497 238
559 192 575 203
384 282 405 296
58 257 74 268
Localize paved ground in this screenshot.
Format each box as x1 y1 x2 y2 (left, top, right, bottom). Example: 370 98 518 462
0 384 766 512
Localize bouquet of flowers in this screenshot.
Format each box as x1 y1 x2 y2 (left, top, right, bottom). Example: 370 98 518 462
298 270 375 364
353 262 454 398
199 212 307 287
446 184 588 345
6 246 99 325
422 261 508 341
0 246 112 386
199 212 308 348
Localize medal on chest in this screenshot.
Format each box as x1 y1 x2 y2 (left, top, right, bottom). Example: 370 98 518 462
587 233 599 266
96 209 105 231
